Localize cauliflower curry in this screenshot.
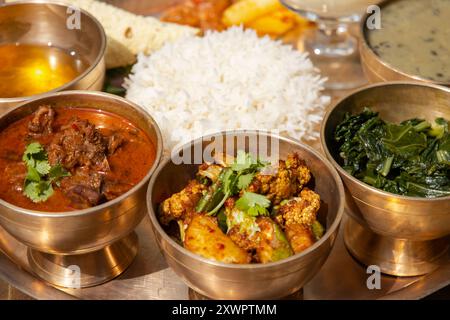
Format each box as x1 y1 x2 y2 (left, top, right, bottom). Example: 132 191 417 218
159 151 324 264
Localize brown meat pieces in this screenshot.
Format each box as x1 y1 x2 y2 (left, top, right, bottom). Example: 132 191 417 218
107 132 125 156
39 110 126 207
28 105 55 136
277 188 320 227
101 179 134 201
47 118 110 171
247 153 311 205
159 179 207 225
59 166 103 209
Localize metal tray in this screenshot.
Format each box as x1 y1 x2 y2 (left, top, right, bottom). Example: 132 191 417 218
0 0 449 300
0 213 449 300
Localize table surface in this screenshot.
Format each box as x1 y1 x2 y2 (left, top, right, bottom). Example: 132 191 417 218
1 0 449 300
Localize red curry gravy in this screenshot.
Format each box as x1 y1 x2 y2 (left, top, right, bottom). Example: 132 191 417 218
0 107 156 212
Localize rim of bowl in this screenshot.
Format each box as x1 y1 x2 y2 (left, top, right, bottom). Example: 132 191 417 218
0 90 163 217
0 0 107 102
359 0 450 87
147 130 345 270
321 81 450 203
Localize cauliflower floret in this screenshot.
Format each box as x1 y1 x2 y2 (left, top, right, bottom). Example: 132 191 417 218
277 188 320 227
286 153 311 188
159 179 206 225
246 153 312 205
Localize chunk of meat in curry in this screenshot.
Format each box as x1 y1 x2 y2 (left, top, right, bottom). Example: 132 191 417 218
0 105 155 211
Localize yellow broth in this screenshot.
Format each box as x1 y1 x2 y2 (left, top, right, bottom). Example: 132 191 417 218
366 0 450 82
0 44 87 98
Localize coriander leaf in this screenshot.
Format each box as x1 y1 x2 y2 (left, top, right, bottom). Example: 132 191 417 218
236 192 271 212
35 160 51 175
231 150 254 171
24 181 53 203
247 204 270 217
22 142 69 203
49 164 70 181
205 151 268 216
22 142 47 168
230 151 268 172
26 166 41 182
221 168 235 195
237 173 254 190
24 142 44 155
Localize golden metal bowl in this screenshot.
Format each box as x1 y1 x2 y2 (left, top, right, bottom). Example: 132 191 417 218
359 0 450 87
321 82 450 276
0 91 163 287
147 131 345 299
0 1 106 112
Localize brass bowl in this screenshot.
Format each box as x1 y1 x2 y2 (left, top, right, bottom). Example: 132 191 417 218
0 1 106 112
147 131 345 299
359 0 450 87
321 82 450 276
0 91 163 287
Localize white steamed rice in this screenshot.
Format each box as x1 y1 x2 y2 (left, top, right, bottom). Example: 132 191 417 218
125 27 329 151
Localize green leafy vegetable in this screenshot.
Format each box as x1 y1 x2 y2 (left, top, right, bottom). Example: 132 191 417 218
196 151 268 216
22 142 70 203
235 192 271 217
103 65 132 97
335 108 450 198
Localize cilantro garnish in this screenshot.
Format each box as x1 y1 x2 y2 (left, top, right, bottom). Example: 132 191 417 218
197 151 268 216
235 192 271 217
22 142 70 203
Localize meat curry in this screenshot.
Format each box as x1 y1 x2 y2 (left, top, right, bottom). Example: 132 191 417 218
0 106 156 212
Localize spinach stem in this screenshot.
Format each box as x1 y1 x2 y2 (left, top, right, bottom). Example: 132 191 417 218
413 120 431 132
380 155 394 177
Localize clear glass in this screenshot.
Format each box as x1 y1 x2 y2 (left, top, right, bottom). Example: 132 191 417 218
282 0 381 90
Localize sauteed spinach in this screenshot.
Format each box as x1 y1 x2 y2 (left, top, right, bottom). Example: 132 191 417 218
335 108 450 198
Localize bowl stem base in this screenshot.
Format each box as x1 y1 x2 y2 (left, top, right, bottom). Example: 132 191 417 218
344 216 449 277
27 232 139 288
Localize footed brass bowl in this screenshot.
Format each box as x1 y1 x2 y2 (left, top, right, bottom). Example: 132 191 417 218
321 82 450 276
147 131 345 299
359 0 450 87
0 1 106 112
0 91 163 287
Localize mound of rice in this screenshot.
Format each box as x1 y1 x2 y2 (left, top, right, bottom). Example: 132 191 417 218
125 27 329 150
